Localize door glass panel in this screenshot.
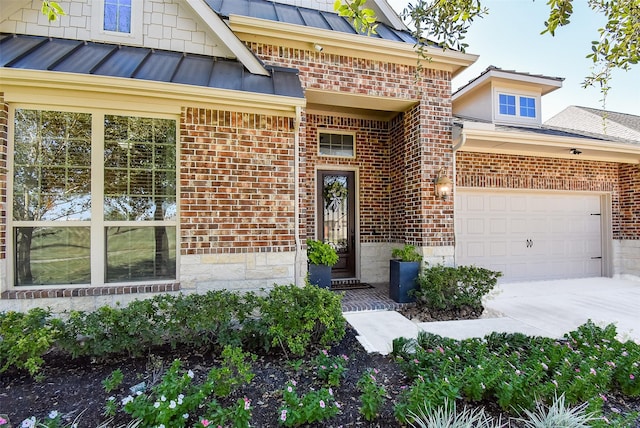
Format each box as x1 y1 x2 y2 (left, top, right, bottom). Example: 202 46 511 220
322 175 349 254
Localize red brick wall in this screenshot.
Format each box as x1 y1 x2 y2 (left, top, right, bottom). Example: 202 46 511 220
619 163 640 239
180 108 296 254
455 152 623 238
0 93 6 259
249 43 455 246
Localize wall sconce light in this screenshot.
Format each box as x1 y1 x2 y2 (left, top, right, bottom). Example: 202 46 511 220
570 148 582 155
434 167 453 200
313 43 324 52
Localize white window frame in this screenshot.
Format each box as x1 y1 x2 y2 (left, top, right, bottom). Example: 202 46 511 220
91 0 144 45
7 104 180 289
494 88 540 125
318 130 356 159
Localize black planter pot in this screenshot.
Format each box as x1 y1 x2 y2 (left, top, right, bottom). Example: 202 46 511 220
389 260 420 303
308 264 332 288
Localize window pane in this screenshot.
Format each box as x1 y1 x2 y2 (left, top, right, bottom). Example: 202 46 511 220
13 110 92 221
106 226 176 282
104 0 132 33
104 116 176 221
520 97 536 118
499 94 516 115
14 227 91 285
319 133 354 157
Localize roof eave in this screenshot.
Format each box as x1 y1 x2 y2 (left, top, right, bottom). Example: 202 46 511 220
228 15 478 75
0 68 305 115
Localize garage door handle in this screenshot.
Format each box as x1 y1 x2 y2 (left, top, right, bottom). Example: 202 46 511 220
526 239 533 248
591 256 602 259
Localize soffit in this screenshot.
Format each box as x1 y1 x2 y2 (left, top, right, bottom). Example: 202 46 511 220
456 125 640 164
305 89 417 120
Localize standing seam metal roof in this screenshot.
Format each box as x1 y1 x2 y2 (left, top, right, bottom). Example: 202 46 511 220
0 33 304 99
205 0 417 44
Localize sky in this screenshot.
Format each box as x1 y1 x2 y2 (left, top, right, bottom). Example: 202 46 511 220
385 0 640 121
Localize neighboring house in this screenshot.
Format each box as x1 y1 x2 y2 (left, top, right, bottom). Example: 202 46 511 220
0 1 637 313
453 66 640 281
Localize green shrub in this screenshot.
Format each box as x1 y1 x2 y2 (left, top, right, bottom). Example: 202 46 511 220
412 265 501 311
0 308 61 377
259 283 345 356
306 239 339 266
405 399 498 428
391 244 423 262
358 368 386 421
516 394 596 428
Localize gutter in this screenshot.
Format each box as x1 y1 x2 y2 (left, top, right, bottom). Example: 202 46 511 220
294 106 303 285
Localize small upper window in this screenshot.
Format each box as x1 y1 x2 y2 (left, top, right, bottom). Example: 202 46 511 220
319 132 355 157
104 0 132 33
499 94 516 115
519 97 536 118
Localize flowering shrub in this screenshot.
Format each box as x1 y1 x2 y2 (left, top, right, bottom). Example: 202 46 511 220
313 350 349 387
392 320 640 423
357 368 387 421
278 381 340 426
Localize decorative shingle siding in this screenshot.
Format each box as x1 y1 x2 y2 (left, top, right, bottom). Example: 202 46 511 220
455 152 622 238
180 108 297 254
619 163 640 240
250 43 455 247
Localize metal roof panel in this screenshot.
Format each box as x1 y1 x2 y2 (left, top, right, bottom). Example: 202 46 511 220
209 60 244 90
242 72 274 94
93 46 150 77
0 34 46 67
320 11 357 34
172 55 213 86
133 50 182 82
53 42 117 73
9 38 83 70
273 3 305 26
248 0 278 20
298 8 330 30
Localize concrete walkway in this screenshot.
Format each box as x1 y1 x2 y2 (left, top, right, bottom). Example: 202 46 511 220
344 277 640 355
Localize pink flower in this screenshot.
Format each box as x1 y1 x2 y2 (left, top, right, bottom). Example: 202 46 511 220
291 380 297 386
0 418 7 425
319 400 326 408
600 394 608 401
630 374 635 380
287 386 293 393
590 368 597 376
280 410 287 421
244 398 251 410
201 420 210 427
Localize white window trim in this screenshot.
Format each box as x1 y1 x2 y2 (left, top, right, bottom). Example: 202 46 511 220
91 0 144 46
7 104 180 289
493 88 541 126
317 130 357 159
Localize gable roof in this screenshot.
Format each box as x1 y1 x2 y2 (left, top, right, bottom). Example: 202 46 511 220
0 33 304 99
206 0 417 44
453 65 564 101
545 106 640 143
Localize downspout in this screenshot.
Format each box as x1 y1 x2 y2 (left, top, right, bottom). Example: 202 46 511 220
452 129 466 268
294 106 302 285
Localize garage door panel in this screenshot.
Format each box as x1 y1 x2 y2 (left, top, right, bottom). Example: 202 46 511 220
456 191 603 282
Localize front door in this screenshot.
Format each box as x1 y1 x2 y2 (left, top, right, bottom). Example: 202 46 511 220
317 171 356 279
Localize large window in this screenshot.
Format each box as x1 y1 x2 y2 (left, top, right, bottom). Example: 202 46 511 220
498 94 516 116
12 109 177 286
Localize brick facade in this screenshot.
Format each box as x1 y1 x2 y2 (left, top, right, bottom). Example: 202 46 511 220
455 152 622 236
619 163 640 240
180 108 297 254
250 43 455 249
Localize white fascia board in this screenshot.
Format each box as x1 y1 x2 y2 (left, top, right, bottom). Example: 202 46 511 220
229 15 478 72
461 127 640 156
182 0 269 76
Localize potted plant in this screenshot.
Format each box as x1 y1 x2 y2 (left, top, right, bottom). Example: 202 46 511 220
306 239 339 288
389 244 423 303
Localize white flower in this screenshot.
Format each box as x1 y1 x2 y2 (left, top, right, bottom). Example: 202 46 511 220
160 395 167 401
154 402 160 408
183 413 189 419
48 411 59 419
121 395 134 405
158 425 165 428
21 417 36 428
169 400 177 409
187 369 195 378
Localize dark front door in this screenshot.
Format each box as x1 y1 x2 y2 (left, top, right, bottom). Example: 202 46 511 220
317 171 356 279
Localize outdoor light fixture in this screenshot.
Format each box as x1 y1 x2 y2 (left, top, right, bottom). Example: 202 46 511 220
313 43 324 52
570 148 582 155
434 167 453 200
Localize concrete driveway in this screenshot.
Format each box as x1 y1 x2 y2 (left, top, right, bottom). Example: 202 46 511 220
345 277 640 355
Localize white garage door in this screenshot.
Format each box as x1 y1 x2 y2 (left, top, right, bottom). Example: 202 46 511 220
455 190 602 282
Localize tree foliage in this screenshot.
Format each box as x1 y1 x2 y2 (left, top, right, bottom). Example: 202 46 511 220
337 0 639 94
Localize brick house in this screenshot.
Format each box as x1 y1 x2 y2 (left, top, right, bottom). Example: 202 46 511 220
0 0 638 312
